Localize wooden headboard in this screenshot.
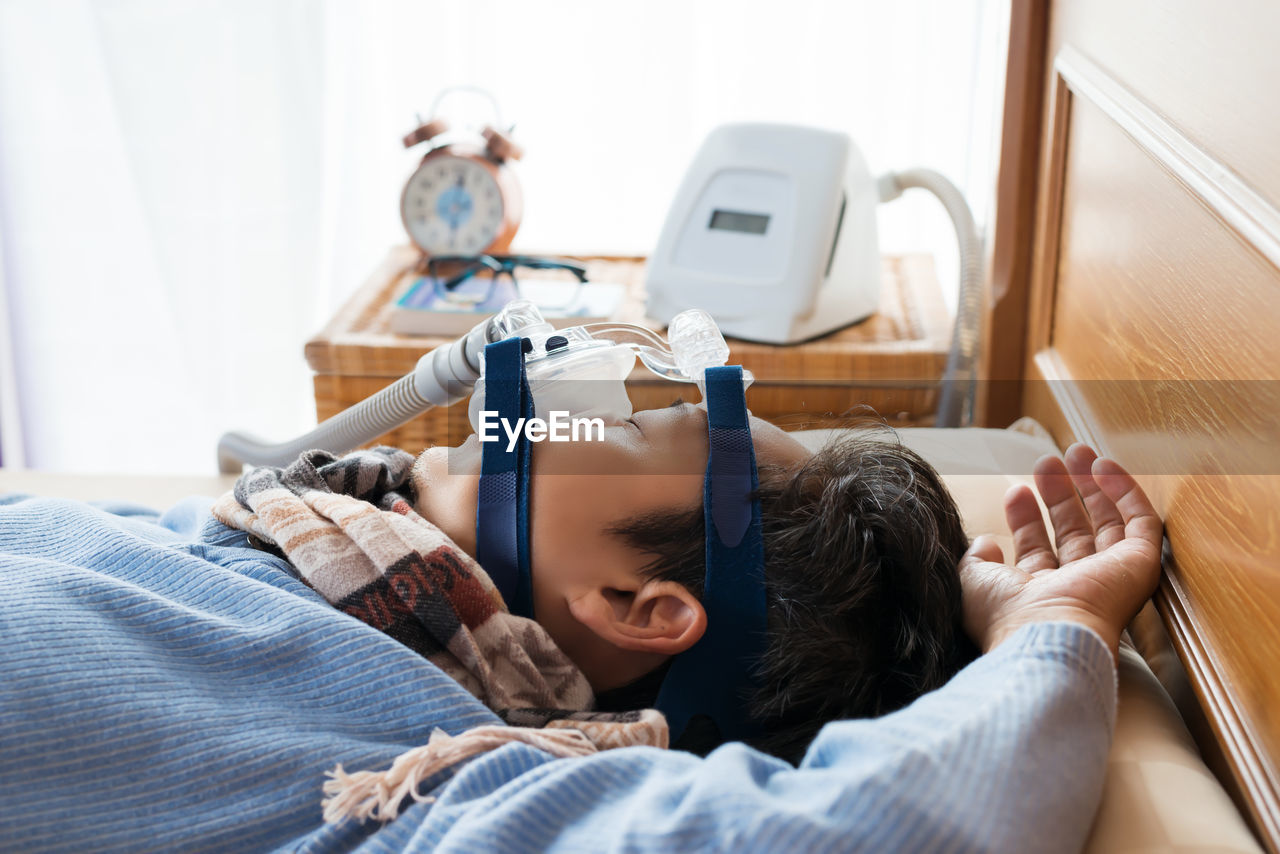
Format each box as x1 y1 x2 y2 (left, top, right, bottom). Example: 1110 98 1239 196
984 2 1280 849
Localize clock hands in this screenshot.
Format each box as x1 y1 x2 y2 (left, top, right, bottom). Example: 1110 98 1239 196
436 174 474 240
406 155 508 254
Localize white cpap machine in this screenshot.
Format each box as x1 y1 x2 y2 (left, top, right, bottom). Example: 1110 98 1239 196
645 123 883 345
645 122 984 423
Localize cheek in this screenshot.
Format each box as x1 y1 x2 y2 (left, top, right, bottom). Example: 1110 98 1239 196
530 475 624 549
527 474 643 582
526 475 631 615
528 472 704 572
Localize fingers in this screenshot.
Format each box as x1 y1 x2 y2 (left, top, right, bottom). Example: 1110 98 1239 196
1033 453 1097 564
1003 484 1057 571
1092 456 1164 550
962 533 1004 566
962 535 1008 573
1065 444 1127 550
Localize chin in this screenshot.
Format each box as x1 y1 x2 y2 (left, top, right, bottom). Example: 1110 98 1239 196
409 440 481 551
408 448 439 506
410 439 480 497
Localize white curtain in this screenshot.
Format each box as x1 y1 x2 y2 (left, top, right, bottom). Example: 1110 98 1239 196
0 0 1008 474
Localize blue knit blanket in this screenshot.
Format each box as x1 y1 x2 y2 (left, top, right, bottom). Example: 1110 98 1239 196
0 493 500 851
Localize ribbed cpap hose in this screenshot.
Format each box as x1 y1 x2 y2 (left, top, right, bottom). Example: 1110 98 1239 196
216 319 491 472
877 168 985 428
217 374 431 473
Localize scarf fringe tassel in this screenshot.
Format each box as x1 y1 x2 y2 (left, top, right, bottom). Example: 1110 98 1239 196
322 725 599 824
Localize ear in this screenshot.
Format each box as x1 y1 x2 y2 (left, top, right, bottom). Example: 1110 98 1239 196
568 579 706 656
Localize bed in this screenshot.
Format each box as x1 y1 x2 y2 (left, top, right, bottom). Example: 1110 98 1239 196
3 1 1277 850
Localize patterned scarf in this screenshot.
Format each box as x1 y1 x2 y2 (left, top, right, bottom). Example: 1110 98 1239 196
212 447 667 823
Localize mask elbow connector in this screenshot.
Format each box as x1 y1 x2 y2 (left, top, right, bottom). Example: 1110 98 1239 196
669 308 753 396
411 316 491 407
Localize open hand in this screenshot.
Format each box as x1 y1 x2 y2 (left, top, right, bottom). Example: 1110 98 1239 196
959 444 1164 660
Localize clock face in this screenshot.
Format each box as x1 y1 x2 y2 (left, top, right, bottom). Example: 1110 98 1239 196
401 154 506 255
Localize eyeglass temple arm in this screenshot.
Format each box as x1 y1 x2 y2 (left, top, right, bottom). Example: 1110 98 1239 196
430 255 503 290
492 255 589 280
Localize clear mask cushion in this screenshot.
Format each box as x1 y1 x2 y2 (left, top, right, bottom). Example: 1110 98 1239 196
469 301 748 436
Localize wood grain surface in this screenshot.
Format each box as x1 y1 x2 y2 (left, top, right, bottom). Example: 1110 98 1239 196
1010 4 1280 846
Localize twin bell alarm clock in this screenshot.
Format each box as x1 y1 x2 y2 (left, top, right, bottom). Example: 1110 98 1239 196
646 122 882 345
400 89 523 259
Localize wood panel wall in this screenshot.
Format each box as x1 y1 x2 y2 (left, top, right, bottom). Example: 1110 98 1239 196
987 1 1280 847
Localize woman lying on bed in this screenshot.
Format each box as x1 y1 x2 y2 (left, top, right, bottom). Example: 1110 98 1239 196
0 408 1161 853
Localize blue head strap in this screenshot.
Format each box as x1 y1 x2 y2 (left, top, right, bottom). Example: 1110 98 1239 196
477 343 766 742
653 364 767 743
475 336 535 618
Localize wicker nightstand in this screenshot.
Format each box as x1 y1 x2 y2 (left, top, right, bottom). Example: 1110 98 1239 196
305 247 952 451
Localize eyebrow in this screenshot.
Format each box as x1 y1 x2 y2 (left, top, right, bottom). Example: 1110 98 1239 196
668 398 685 408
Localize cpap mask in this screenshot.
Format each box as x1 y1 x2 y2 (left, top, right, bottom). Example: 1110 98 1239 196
217 300 767 743
466 299 749 431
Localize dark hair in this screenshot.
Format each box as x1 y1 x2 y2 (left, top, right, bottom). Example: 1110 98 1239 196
607 427 976 763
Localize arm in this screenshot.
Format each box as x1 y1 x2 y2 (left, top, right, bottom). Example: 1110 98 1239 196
400 622 1114 854
384 445 1160 854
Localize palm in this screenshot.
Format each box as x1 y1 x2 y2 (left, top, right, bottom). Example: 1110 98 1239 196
960 445 1164 657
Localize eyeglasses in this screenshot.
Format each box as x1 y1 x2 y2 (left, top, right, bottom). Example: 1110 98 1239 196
426 254 590 312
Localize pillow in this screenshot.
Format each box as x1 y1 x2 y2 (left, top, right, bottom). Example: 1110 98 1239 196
793 421 1262 853
792 419 1060 545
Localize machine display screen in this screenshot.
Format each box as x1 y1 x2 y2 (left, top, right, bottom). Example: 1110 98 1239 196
708 209 771 235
